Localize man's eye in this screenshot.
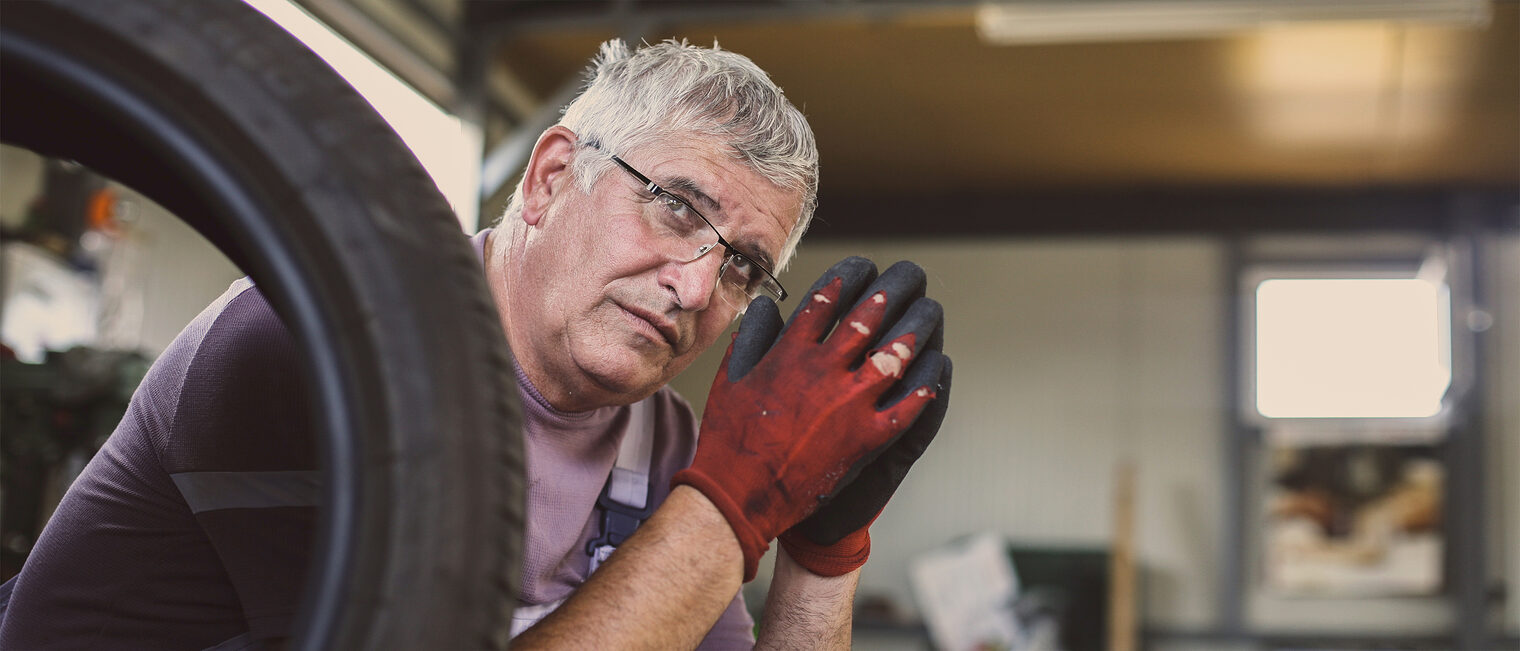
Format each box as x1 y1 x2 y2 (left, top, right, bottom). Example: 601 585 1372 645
729 254 765 287
656 192 688 217
728 254 754 275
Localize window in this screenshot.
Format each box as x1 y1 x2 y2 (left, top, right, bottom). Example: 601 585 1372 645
1253 277 1451 419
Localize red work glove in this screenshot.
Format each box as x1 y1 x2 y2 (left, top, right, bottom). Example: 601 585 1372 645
778 262 953 577
779 353 951 575
673 257 943 581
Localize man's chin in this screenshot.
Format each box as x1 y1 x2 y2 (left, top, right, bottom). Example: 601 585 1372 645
577 348 671 404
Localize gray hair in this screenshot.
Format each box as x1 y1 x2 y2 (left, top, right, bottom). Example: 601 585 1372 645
499 39 819 269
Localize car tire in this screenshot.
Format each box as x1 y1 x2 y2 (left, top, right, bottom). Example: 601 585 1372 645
1 1 524 649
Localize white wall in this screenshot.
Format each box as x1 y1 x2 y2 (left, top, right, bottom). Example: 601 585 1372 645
0 145 45 227
103 186 243 356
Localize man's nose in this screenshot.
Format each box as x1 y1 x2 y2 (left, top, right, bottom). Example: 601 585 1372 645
662 247 726 312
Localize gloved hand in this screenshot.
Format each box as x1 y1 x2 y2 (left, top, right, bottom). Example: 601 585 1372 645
672 257 946 581
777 263 952 577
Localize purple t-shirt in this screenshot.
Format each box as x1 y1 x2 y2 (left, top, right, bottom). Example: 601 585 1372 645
0 231 753 649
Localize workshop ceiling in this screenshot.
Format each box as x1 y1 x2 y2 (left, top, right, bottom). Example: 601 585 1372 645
302 1 1518 205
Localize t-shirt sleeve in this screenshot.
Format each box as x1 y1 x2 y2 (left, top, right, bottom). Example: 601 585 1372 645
160 280 320 640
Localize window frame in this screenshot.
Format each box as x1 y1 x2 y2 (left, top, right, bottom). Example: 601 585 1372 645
1238 253 1461 440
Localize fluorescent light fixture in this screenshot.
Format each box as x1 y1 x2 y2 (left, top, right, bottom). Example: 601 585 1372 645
975 0 1490 45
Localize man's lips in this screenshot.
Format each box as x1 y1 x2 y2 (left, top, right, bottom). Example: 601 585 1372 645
618 302 679 349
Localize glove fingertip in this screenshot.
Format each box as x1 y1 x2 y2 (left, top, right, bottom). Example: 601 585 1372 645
842 262 927 340
786 258 879 342
729 297 783 380
876 297 943 355
865 261 926 300
804 256 878 297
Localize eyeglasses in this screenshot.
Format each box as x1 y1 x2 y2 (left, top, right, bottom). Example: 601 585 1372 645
603 152 788 309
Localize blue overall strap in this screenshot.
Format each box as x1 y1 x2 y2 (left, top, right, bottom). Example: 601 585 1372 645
585 399 657 568
510 399 659 638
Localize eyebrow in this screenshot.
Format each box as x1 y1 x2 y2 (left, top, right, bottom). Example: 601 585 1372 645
658 175 778 270
741 240 778 271
661 176 721 214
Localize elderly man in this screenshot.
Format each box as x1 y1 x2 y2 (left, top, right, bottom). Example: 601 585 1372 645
0 39 950 649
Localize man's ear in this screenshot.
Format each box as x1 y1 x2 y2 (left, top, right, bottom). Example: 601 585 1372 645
520 126 578 226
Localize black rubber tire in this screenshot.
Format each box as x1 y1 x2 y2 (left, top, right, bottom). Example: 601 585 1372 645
0 1 523 649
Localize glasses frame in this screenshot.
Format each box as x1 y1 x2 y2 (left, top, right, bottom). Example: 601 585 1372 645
603 152 788 304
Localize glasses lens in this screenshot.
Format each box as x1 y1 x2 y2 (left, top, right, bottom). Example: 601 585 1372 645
643 191 718 258
715 252 783 308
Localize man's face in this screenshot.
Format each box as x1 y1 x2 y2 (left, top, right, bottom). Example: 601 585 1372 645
510 133 803 410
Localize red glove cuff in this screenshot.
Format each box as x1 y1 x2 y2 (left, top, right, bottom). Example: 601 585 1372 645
671 467 770 582
778 528 871 577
